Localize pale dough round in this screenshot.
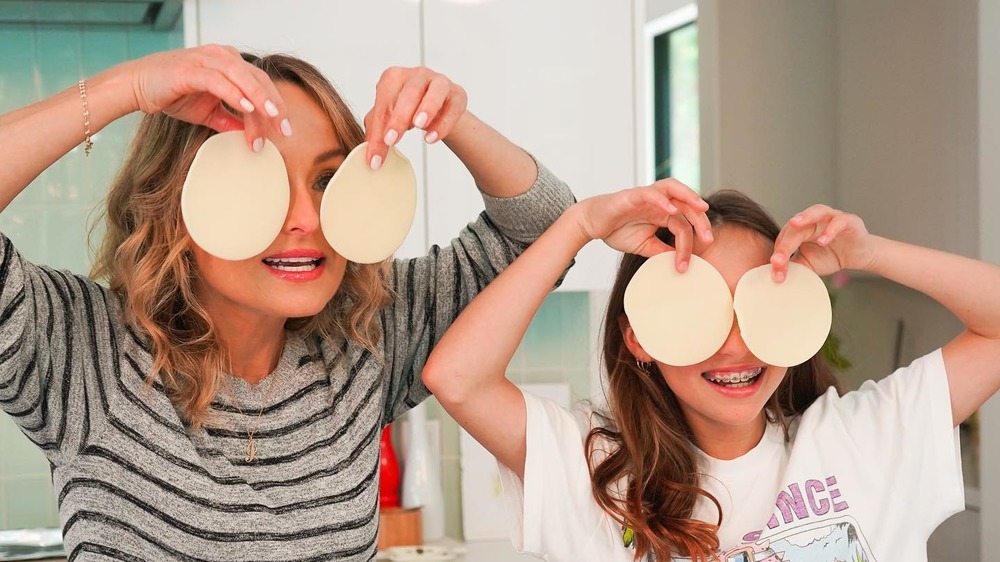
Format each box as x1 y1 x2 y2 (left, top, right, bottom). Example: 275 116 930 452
623 252 734 367
181 131 290 261
320 142 417 264
733 262 832 367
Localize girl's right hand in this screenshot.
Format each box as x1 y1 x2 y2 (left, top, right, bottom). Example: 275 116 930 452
576 178 714 272
124 45 291 150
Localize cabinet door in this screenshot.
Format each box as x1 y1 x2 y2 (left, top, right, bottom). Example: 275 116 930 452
422 0 636 291
186 0 429 258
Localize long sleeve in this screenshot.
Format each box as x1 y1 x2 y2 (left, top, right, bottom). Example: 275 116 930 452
380 159 575 422
0 234 110 465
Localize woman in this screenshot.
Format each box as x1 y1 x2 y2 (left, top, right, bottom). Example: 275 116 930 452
423 182 1000 561
0 45 574 560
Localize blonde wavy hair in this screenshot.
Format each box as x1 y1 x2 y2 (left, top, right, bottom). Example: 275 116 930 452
90 53 392 427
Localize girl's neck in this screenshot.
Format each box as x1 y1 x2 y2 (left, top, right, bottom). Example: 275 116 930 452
690 415 768 460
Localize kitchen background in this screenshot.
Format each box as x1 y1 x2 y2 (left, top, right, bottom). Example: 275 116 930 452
1 1 998 561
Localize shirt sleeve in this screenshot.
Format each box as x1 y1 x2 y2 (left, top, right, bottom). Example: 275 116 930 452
820 348 965 534
380 158 576 423
496 390 616 559
0 234 104 465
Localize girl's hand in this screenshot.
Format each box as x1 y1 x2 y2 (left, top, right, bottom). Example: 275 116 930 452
577 178 713 272
127 45 290 150
363 66 468 170
771 204 878 282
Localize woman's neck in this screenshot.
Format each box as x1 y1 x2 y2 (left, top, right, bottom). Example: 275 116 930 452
690 415 768 460
213 314 287 385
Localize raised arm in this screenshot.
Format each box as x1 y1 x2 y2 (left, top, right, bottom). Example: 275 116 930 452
770 205 1000 425
422 180 712 477
0 44 290 213
362 67 536 198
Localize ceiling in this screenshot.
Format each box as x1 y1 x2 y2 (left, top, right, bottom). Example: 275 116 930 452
0 0 181 30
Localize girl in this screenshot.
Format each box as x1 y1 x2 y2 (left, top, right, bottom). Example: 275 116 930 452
423 182 1000 561
0 45 574 560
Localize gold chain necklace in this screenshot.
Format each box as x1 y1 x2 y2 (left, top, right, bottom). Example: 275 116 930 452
231 379 272 463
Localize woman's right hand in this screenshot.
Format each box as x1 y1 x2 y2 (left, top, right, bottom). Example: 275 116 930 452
576 178 714 272
124 45 291 150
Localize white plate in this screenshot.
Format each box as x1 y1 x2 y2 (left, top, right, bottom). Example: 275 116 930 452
320 142 417 264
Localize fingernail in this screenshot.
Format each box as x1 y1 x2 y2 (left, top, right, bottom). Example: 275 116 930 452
666 204 678 213
370 154 383 170
264 100 279 117
280 118 293 137
252 137 264 153
678 261 689 273
425 131 439 144
705 230 714 241
818 235 829 245
239 98 255 112
414 112 428 128
384 129 399 146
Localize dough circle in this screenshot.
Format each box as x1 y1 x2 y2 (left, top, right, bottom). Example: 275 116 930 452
320 142 417 264
733 262 832 367
624 252 735 366
181 131 290 261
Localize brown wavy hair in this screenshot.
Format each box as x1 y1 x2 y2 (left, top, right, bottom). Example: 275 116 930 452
586 190 842 561
90 53 392 427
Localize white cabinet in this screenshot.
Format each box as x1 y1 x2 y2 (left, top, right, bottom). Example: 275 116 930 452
186 0 638 289
421 0 635 291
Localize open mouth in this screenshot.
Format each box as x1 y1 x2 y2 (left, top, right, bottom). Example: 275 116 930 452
262 256 325 272
701 367 764 389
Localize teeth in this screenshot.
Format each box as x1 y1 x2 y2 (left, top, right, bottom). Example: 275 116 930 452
263 257 321 272
703 368 763 385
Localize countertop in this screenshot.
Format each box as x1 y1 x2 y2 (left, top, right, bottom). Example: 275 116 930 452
377 539 537 562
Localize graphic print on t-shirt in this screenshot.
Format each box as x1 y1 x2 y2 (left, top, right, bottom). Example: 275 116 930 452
724 517 875 562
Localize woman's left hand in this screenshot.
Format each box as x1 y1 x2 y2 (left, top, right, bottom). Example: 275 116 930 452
363 66 468 170
770 204 878 282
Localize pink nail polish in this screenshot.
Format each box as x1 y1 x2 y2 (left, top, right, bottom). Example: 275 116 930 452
370 154 383 170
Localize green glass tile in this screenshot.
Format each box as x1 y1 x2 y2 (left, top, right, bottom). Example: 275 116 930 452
3 476 58 530
440 457 463 541
0 418 49 477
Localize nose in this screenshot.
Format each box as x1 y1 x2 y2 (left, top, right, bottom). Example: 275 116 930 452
716 317 754 360
283 183 321 235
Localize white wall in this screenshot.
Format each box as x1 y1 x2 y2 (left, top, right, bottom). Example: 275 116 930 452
835 0 979 256
979 0 1000 555
699 0 837 222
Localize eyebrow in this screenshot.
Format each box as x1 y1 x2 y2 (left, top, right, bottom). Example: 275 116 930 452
314 148 347 165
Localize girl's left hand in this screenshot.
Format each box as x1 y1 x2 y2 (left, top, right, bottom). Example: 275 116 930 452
770 204 878 282
363 66 468 170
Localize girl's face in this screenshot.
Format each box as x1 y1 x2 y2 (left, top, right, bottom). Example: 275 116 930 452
191 82 349 326
623 226 789 457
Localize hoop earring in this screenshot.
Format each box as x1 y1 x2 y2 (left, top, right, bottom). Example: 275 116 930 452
635 358 651 373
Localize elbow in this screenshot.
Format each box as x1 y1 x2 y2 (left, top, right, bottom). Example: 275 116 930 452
422 356 473 407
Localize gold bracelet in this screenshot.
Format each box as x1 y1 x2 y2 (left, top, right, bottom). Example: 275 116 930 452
78 79 93 156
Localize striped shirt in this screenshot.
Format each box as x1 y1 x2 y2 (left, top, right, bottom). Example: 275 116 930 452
0 162 574 562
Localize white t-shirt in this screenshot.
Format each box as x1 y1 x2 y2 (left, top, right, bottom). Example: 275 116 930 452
497 349 964 561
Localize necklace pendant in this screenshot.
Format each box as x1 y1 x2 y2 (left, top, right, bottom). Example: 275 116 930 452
245 437 257 463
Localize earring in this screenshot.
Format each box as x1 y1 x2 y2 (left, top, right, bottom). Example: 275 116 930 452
635 358 651 373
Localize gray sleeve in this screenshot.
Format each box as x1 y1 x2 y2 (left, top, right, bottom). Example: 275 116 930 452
0 234 97 465
380 159 576 423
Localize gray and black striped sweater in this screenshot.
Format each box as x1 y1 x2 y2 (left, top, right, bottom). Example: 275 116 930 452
0 163 573 561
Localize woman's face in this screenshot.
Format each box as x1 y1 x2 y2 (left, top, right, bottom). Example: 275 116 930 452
191 81 350 326
624 226 789 454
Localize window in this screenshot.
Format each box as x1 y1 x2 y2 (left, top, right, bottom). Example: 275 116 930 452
647 5 699 190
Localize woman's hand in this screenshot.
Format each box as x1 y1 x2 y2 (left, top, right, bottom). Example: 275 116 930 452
363 66 468 170
770 204 878 282
126 45 291 150
576 178 713 272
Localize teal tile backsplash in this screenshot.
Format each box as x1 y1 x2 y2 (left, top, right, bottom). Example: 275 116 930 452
0 16 182 531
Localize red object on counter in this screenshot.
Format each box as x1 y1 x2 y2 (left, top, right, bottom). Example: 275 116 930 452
379 424 401 508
